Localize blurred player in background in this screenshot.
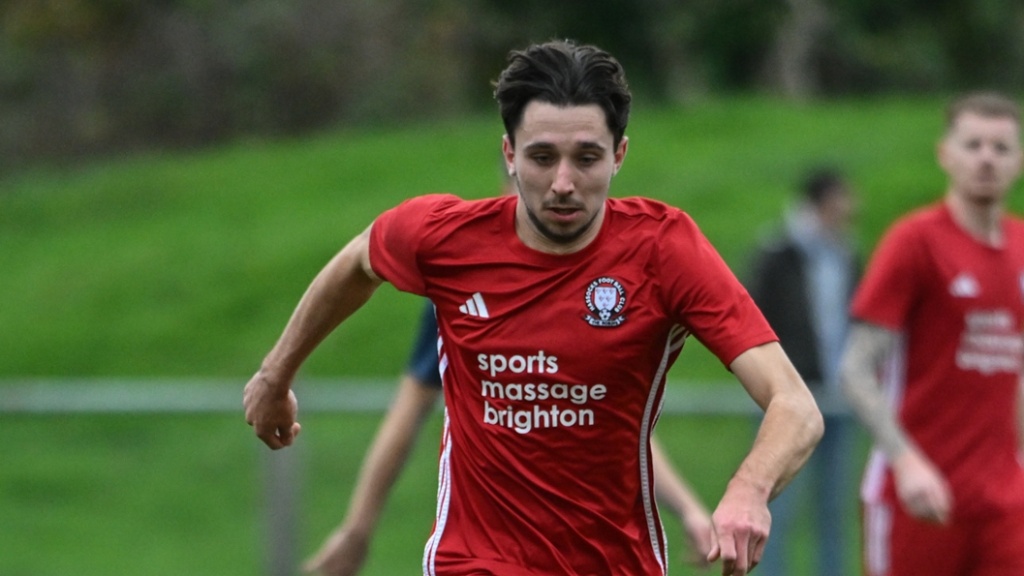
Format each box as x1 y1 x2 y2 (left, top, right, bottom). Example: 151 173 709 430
840 91 1024 576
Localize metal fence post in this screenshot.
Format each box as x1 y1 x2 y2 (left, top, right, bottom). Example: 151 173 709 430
263 444 302 576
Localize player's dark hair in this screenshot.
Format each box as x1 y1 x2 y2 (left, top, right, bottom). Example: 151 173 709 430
946 91 1021 129
802 167 847 206
493 39 631 148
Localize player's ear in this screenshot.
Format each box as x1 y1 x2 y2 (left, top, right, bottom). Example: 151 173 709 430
613 136 629 175
502 135 516 176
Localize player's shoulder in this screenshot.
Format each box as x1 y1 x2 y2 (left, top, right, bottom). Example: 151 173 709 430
609 196 674 215
608 196 692 226
396 192 507 212
605 197 711 259
881 202 948 241
1003 211 1024 234
897 202 946 225
392 193 512 225
998 212 1024 252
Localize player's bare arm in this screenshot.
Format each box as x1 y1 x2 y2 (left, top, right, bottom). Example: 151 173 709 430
839 322 909 458
840 321 952 524
244 225 383 449
730 341 822 498
707 341 823 575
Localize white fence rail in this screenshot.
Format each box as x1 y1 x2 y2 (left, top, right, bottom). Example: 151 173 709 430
0 377 848 415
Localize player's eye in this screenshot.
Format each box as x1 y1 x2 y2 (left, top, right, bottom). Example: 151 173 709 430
531 153 554 166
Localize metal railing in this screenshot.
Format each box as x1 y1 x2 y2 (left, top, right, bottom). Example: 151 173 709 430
0 377 849 415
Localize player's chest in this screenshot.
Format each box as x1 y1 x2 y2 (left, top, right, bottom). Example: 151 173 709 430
925 241 1024 322
427 261 672 356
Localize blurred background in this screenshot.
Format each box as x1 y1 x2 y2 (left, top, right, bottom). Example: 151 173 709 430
2 1 1024 575
4 0 1024 171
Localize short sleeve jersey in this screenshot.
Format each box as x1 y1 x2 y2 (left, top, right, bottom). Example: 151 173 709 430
850 203 1024 519
406 301 443 388
370 194 776 576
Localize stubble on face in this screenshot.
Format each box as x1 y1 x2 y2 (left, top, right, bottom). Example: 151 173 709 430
515 173 602 245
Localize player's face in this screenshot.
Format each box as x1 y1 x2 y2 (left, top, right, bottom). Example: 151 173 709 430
939 111 1023 206
503 101 627 254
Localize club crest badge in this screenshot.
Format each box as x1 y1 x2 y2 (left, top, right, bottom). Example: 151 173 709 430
583 277 627 327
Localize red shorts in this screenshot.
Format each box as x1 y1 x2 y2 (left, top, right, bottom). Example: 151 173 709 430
863 500 1024 576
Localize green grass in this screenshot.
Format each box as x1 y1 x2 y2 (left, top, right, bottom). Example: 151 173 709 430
2 412 861 576
0 95 1011 575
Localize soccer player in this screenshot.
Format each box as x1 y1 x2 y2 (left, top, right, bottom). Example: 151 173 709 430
840 91 1024 576
303 302 716 576
245 40 823 576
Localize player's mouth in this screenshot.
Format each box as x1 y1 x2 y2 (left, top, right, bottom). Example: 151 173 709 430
971 173 1002 191
545 199 584 212
546 205 583 223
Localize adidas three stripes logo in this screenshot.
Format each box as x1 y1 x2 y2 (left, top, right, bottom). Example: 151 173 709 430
459 292 490 318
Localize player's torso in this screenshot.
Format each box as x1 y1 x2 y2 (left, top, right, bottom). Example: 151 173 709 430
426 225 680 454
420 208 681 575
896 211 1024 514
901 212 1024 397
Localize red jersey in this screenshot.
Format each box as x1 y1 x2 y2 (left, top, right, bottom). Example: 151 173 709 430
369 194 775 576
851 202 1024 519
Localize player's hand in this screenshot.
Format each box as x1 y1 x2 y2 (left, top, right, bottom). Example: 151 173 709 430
892 448 952 524
243 371 301 449
706 477 770 575
303 524 370 576
680 504 714 568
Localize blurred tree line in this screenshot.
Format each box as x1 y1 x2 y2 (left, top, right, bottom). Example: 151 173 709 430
2 0 1023 172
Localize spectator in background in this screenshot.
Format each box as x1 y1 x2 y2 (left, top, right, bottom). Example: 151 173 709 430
840 91 1024 576
302 302 716 576
746 167 860 576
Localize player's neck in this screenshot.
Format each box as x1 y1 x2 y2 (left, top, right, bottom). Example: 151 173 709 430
945 193 1004 247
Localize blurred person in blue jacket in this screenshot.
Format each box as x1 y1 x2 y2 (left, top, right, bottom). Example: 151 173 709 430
746 167 860 576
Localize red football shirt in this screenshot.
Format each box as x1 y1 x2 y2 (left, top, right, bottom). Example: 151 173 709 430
370 194 776 575
851 202 1024 519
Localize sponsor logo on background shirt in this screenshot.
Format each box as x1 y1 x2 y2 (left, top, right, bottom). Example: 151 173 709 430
956 308 1024 374
949 273 980 298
